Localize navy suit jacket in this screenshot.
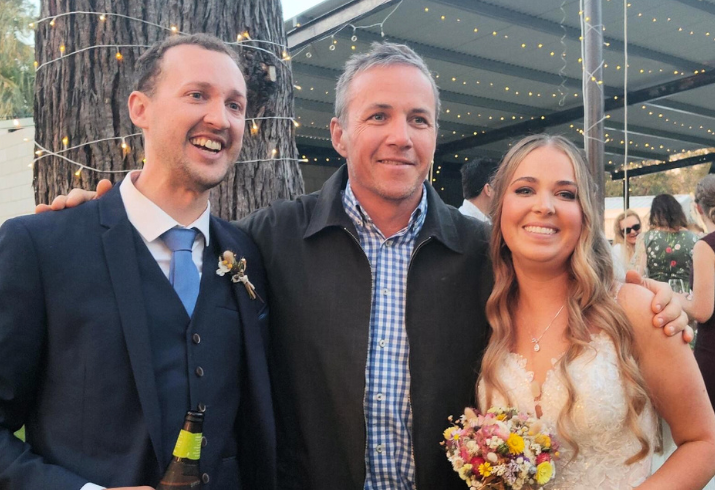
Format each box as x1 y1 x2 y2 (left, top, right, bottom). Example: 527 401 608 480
0 187 275 489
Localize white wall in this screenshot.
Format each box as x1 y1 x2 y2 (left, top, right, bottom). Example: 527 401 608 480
0 127 35 225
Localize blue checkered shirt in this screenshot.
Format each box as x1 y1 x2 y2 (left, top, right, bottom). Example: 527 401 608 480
342 181 428 490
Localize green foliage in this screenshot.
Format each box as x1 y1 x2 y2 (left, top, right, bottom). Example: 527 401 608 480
605 163 711 197
0 0 36 118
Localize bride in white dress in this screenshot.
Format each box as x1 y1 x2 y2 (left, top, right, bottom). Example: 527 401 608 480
476 134 715 489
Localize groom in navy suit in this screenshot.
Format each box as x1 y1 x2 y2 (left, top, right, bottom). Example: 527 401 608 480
0 34 274 490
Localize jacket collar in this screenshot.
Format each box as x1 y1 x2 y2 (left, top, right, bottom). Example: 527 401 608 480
304 164 463 254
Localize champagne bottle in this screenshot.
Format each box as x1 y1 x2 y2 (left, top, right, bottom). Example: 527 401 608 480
156 411 204 490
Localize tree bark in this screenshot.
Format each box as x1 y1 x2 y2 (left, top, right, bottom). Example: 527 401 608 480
34 0 304 219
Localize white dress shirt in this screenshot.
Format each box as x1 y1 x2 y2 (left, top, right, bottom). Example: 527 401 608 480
120 170 210 277
458 199 491 223
80 171 211 490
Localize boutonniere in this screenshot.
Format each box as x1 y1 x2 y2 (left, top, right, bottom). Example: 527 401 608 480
216 251 260 301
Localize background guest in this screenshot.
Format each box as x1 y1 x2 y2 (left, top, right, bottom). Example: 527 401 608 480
679 175 715 408
612 209 641 281
634 193 698 292
458 157 498 223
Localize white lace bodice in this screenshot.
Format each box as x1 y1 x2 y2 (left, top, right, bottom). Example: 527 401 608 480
478 331 657 489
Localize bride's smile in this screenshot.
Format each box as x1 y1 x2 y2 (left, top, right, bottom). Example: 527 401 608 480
501 145 583 273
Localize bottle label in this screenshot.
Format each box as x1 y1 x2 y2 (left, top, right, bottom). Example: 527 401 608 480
172 429 202 460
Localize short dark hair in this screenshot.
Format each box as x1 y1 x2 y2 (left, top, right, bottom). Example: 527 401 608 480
461 158 498 199
649 193 688 229
134 34 241 95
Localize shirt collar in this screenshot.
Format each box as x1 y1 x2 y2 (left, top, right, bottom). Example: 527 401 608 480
342 179 428 238
459 199 491 223
119 170 211 245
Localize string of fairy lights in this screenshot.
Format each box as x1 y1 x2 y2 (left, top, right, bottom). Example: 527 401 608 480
5 0 714 185
20 10 304 175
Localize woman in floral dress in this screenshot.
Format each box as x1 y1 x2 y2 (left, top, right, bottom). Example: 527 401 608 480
634 194 698 292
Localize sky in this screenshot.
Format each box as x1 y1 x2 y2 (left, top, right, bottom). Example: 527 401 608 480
282 0 326 19
27 0 327 20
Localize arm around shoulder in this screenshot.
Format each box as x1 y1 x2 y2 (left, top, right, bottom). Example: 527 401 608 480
618 284 715 488
682 239 715 323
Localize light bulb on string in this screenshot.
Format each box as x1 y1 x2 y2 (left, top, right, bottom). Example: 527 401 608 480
59 44 66 55
62 136 69 149
170 25 178 33
115 50 123 61
99 14 106 21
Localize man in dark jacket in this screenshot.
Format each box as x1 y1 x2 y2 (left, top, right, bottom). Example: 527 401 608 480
238 43 491 489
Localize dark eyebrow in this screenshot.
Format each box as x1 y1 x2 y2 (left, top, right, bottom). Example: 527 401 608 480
411 107 432 115
184 81 246 101
365 103 433 115
366 103 393 111
510 176 577 187
511 176 537 185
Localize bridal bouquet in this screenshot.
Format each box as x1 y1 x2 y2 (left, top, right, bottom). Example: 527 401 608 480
442 407 559 490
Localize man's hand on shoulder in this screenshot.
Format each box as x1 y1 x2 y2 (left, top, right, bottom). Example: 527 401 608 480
625 270 693 342
35 179 112 213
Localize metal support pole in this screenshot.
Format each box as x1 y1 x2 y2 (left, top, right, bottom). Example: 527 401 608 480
583 0 605 223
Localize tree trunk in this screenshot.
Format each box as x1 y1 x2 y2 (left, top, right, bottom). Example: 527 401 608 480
34 0 304 219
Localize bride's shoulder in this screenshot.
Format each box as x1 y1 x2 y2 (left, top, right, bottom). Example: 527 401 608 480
614 283 655 339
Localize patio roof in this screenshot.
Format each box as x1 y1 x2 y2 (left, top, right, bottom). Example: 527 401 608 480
284 0 715 181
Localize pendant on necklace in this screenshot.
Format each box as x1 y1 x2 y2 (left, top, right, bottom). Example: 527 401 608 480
532 338 540 352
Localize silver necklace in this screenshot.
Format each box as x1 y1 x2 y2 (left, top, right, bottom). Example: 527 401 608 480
530 304 566 352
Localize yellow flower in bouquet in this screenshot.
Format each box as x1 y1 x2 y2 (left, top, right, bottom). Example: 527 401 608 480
534 433 551 450
506 433 524 454
478 462 492 477
443 426 460 441
535 461 554 485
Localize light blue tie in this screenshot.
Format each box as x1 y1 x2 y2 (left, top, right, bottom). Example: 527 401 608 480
161 227 200 317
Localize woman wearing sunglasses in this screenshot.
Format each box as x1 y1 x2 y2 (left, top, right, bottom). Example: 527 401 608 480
611 209 641 281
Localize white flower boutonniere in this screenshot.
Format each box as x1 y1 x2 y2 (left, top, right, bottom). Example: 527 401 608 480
216 250 260 301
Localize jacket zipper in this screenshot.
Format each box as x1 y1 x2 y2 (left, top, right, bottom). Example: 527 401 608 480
343 227 375 485
405 236 432 490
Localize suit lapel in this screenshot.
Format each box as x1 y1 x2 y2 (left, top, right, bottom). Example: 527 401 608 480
99 187 164 467
211 216 275 447
209 216 259 321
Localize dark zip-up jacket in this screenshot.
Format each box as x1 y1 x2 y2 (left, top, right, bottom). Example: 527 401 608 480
238 165 492 489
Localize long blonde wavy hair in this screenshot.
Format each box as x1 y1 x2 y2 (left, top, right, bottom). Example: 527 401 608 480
478 134 651 463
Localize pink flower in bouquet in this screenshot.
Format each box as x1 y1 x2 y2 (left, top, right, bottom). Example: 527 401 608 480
469 455 485 468
536 452 551 465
